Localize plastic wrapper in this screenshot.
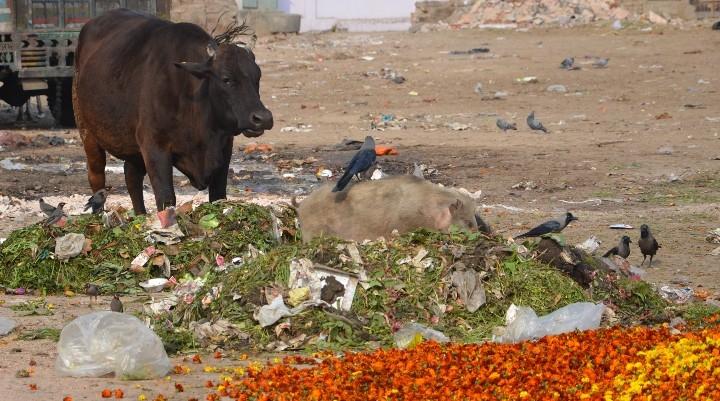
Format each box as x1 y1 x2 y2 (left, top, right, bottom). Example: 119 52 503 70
55 312 171 380
494 302 605 343
394 323 449 349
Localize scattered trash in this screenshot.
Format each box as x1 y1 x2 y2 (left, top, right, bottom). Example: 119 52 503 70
288 287 310 307
253 295 330 328
658 285 694 304
288 259 359 312
511 181 537 190
374 145 399 156
709 246 720 256
612 20 623 29
408 91 419 96
360 56 375 61
516 76 538 84
447 122 470 131
576 236 602 255
55 312 171 379
280 124 313 133
55 233 87 261
546 84 567 93
493 302 605 343
316 168 333 178
144 224 184 245
449 47 490 55
706 229 720 244
0 317 17 336
656 145 673 155
244 143 274 154
130 246 156 273
394 323 449 349
450 264 486 313
655 112 672 120
609 224 633 229
139 278 170 293
370 167 386 180
473 82 483 94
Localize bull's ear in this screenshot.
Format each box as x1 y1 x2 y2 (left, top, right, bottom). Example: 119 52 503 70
174 61 213 79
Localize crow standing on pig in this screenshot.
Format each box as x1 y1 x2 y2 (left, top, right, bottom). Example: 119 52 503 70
514 212 578 239
332 136 376 192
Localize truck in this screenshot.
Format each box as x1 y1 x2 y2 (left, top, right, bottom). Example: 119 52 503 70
0 0 168 127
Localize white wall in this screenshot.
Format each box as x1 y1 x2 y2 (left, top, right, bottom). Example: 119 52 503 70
277 0 415 32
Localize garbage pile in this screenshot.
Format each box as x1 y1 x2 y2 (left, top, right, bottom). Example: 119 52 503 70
1 200 711 354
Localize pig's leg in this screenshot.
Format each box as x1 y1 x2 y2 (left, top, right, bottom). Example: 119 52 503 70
83 134 107 193
124 156 147 215
143 148 176 211
209 137 233 202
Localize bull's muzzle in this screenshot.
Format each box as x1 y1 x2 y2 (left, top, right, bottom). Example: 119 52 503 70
243 108 273 137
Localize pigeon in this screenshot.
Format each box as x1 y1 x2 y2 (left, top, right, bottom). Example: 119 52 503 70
603 235 632 258
560 57 575 69
332 136 376 192
638 224 661 267
84 188 109 214
412 163 424 179
110 294 124 313
85 283 99 304
496 118 517 133
527 111 549 133
42 202 66 227
39 198 57 216
592 57 609 68
514 212 578 239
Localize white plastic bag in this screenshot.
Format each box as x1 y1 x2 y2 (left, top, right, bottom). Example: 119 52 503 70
494 302 605 343
55 312 171 380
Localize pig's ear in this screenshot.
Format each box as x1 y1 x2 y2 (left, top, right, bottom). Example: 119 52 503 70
449 199 463 214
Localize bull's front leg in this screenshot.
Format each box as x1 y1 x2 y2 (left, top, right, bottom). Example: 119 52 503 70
143 148 176 211
124 156 147 215
209 137 234 202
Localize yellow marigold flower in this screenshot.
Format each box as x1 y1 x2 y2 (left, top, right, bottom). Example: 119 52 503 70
519 391 529 399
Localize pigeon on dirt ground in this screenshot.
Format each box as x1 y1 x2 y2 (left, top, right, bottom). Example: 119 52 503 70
527 111 549 133
496 118 517 133
603 235 631 258
85 283 99 305
592 57 609 68
84 188 109 215
514 212 578 239
110 294 124 313
332 136 376 192
560 57 575 69
638 224 661 267
42 202 66 226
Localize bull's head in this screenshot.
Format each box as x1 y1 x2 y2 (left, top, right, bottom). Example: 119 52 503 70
174 41 273 138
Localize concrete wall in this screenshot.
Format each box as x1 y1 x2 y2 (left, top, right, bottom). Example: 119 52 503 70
171 0 240 31
276 0 415 32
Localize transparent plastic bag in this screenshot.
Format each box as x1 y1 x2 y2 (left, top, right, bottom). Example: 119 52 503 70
394 322 449 349
495 302 605 343
55 311 171 380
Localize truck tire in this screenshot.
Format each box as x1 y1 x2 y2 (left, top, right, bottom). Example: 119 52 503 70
48 78 76 127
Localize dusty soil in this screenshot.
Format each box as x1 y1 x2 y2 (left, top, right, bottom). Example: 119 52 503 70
1 23 720 398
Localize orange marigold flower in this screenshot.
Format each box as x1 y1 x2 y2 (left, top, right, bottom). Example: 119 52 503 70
175 383 184 392
192 354 202 364
101 389 112 398
114 389 124 399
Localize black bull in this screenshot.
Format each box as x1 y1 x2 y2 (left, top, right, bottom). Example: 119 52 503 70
73 9 273 215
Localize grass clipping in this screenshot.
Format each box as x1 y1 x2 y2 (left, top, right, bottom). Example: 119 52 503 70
0 201 673 352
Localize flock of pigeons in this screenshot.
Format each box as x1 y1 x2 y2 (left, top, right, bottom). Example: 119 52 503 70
495 56 608 135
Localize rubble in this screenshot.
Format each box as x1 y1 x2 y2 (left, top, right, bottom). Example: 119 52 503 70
411 0 688 30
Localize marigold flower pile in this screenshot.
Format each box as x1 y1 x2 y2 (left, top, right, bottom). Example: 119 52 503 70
204 323 720 401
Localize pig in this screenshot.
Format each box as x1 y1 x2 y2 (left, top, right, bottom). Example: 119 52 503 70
295 175 490 243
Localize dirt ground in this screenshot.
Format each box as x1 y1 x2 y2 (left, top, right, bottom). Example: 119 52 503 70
1 23 720 399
